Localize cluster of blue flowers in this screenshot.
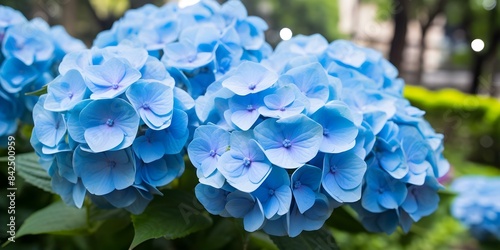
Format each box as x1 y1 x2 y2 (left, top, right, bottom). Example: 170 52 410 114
190 34 450 236
29 0 271 214
0 5 85 144
451 176 500 241
93 0 271 99
31 44 192 213
25 0 450 236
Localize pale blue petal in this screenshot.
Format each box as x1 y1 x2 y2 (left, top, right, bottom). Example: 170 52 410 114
218 152 246 178
101 45 149 69
244 200 265 232
160 109 189 154
293 186 316 214
44 70 88 112
188 138 213 168
86 58 141 99
79 99 139 152
133 135 165 163
331 153 366 190
379 149 408 179
312 102 357 153
201 155 219 177
58 50 92 75
247 161 272 184
72 180 86 209
361 188 386 213
73 147 135 195
222 61 277 96
292 164 322 191
326 40 366 68
231 109 260 131
197 168 225 188
33 106 66 148
0 57 39 93
173 87 195 111
263 216 288 236
195 183 229 215
104 187 137 208
140 154 184 187
287 204 306 237
254 115 322 169
225 191 254 218
84 125 124 153
140 56 168 81
263 196 280 219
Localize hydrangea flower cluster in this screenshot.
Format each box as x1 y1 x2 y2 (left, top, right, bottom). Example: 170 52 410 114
451 176 500 241
93 0 271 99
0 5 85 143
25 0 450 237
29 0 273 215
30 44 193 214
190 34 450 236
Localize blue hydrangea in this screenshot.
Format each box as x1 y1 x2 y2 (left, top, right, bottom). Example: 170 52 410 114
93 0 271 100
31 44 191 213
451 176 500 241
190 31 449 236
0 7 84 142
22 0 449 237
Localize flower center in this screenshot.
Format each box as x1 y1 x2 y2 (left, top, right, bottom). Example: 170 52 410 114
268 189 275 196
187 55 197 63
209 149 217 157
330 165 337 173
294 181 302 189
142 103 150 110
279 106 286 111
112 84 119 90
106 119 114 127
282 139 292 148
246 104 254 111
248 83 256 90
243 157 251 167
108 161 116 168
68 92 74 99
323 128 329 136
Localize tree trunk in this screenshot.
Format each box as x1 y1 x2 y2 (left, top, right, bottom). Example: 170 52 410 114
489 58 498 96
62 0 77 36
415 0 447 84
388 0 409 71
469 3 499 94
469 54 485 94
416 27 428 84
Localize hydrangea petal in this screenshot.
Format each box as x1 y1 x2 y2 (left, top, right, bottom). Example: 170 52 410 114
222 61 277 96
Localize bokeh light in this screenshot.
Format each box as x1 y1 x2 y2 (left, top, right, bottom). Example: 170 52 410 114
279 27 293 40
471 39 485 52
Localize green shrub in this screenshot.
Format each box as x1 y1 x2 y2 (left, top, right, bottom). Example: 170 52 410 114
404 85 500 167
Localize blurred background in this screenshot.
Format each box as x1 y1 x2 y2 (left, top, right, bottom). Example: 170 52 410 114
1 0 499 249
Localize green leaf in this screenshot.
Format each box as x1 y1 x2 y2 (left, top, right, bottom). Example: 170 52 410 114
16 201 89 238
270 227 339 250
25 85 47 96
326 206 367 234
130 189 213 249
15 152 54 193
249 231 279 250
195 219 238 250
